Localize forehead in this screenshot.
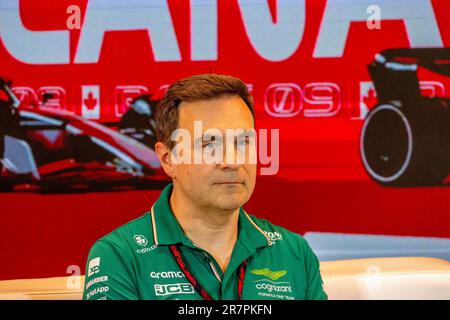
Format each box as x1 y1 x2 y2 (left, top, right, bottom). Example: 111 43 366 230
178 95 254 130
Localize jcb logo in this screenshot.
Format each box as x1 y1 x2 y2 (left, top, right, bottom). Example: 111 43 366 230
154 283 195 296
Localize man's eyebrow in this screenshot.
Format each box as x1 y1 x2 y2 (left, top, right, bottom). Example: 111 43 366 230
236 130 256 138
194 133 224 142
204 132 222 139
193 129 255 142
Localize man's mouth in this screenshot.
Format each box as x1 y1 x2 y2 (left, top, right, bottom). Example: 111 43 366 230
214 181 244 185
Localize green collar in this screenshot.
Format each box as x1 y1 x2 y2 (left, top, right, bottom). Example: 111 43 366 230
150 183 271 250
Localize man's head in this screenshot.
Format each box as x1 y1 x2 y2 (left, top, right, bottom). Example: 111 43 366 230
155 74 256 211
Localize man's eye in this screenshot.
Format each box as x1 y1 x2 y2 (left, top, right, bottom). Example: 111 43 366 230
203 141 220 148
237 137 250 146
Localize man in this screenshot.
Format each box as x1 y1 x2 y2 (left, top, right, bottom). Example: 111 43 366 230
83 74 328 300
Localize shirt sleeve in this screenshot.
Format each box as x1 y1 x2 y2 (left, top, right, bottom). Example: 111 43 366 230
301 238 328 300
83 240 139 300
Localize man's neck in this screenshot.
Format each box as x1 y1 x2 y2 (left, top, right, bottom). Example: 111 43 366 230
169 187 239 273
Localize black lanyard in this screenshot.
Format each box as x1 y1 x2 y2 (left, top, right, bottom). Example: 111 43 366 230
169 244 247 300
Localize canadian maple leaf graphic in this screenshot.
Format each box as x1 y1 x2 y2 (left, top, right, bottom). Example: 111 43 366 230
84 92 97 110
363 87 377 108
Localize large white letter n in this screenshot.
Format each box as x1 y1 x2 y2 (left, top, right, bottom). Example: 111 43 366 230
238 0 306 62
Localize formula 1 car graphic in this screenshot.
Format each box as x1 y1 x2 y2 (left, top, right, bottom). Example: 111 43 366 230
0 78 167 192
360 48 450 187
118 94 158 149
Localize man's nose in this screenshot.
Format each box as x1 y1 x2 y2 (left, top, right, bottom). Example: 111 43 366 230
219 144 243 170
219 161 242 170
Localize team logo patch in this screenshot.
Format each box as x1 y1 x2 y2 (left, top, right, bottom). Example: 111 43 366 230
251 268 287 281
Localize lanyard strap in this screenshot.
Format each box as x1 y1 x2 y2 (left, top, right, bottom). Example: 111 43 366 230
169 244 247 300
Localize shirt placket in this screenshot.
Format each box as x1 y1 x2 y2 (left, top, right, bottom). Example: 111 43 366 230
180 245 223 300
220 238 254 300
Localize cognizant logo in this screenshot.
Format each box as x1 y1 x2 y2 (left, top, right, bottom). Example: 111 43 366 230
254 280 292 293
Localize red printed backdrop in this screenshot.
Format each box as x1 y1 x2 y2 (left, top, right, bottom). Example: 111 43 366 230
0 0 449 280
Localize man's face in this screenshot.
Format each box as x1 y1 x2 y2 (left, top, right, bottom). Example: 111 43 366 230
171 95 256 211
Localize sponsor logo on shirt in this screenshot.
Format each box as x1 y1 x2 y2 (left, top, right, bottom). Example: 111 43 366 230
254 280 292 293
154 283 195 296
86 286 109 299
253 279 294 300
88 257 101 277
251 268 287 281
264 231 283 244
136 244 157 254
133 235 148 246
85 275 109 290
134 235 157 254
150 271 185 279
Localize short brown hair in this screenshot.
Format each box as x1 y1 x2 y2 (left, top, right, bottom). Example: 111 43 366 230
155 74 254 149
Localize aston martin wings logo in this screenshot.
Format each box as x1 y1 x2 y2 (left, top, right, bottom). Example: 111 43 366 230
251 268 287 281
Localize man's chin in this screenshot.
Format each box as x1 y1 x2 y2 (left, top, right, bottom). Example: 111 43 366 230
214 195 248 211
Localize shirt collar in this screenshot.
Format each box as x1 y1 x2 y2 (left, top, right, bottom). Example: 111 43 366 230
150 183 271 249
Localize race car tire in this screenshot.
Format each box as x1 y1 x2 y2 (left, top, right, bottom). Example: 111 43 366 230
360 101 449 187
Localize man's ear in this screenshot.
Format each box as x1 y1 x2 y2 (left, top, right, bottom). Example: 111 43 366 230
155 142 175 178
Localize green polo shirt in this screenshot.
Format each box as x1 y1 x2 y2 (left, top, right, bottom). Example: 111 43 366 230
83 183 327 300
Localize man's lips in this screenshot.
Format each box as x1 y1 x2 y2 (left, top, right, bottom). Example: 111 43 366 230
213 181 244 185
